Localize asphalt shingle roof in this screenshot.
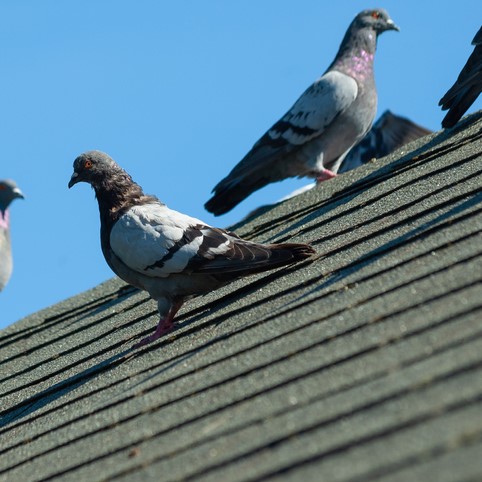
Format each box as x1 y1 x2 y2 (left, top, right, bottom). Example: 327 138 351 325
1 111 481 482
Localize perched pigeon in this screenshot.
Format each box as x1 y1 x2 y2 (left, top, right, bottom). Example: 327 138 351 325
339 110 432 172
205 8 399 216
439 26 482 128
243 110 431 220
0 180 24 292
68 151 315 348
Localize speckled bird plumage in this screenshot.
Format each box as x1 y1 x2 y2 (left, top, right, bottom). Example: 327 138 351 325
0 180 24 292
205 8 399 216
439 26 482 128
69 151 315 348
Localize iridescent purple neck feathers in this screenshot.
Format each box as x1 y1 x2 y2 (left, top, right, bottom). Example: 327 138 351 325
346 49 375 79
0 210 10 230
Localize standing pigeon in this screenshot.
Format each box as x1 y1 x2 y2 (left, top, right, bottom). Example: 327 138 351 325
339 110 432 172
68 151 315 348
0 180 24 291
205 9 399 216
439 26 482 128
244 110 432 219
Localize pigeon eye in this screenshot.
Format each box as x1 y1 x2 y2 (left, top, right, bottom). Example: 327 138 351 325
84 160 93 169
371 11 380 19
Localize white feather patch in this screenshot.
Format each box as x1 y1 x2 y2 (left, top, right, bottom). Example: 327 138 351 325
110 203 208 277
269 71 358 145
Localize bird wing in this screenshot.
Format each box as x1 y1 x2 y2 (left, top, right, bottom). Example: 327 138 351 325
439 26 482 127
109 203 274 278
268 70 359 146
472 26 482 46
222 70 358 178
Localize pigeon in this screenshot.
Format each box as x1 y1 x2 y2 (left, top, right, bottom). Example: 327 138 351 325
243 110 431 220
439 26 482 128
205 9 399 216
0 180 24 292
68 151 315 348
339 110 432 172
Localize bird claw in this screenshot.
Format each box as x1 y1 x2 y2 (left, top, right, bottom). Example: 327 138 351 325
132 319 174 349
316 169 337 182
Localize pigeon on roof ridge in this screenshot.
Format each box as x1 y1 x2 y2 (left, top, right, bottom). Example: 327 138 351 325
205 8 399 216
69 150 315 348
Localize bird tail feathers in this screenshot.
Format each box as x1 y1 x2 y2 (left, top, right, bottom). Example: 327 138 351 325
242 242 316 275
440 86 480 128
205 176 271 216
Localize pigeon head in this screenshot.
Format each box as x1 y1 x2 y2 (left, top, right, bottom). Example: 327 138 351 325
352 9 400 35
68 150 123 189
0 180 24 214
331 8 399 71
69 150 155 215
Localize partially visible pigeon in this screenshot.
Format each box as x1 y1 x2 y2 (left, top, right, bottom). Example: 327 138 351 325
339 110 432 172
439 26 482 128
68 151 315 348
0 180 24 291
205 9 399 216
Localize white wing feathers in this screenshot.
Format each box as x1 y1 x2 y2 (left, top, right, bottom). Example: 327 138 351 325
267 70 358 146
110 203 252 278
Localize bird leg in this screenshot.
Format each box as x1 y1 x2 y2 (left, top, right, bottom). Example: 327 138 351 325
132 299 183 349
316 168 337 182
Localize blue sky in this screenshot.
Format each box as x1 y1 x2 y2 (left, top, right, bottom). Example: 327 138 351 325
1 1 480 330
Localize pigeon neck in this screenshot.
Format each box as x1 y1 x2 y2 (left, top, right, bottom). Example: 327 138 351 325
93 170 157 222
95 180 143 216
0 209 9 230
94 172 158 260
332 28 377 79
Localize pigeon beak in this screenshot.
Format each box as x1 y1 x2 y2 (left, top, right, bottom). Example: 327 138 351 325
387 19 400 32
68 172 79 189
13 187 24 200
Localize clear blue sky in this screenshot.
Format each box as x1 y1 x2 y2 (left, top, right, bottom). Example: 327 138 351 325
1 1 480 329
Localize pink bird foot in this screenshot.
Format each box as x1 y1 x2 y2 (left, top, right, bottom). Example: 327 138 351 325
316 168 337 182
132 319 174 349
132 300 183 349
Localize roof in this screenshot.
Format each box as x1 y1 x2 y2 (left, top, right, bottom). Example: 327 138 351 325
1 111 481 482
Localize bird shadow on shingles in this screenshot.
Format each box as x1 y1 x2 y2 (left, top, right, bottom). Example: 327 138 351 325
119 257 320 392
258 126 472 245
284 190 482 309
0 348 136 428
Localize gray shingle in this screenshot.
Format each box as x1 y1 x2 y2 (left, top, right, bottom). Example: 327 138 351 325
0 111 481 482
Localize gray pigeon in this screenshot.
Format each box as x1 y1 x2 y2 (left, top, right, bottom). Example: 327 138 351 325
205 8 399 215
69 151 315 348
439 26 482 128
0 180 24 291
243 110 431 220
339 110 432 172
